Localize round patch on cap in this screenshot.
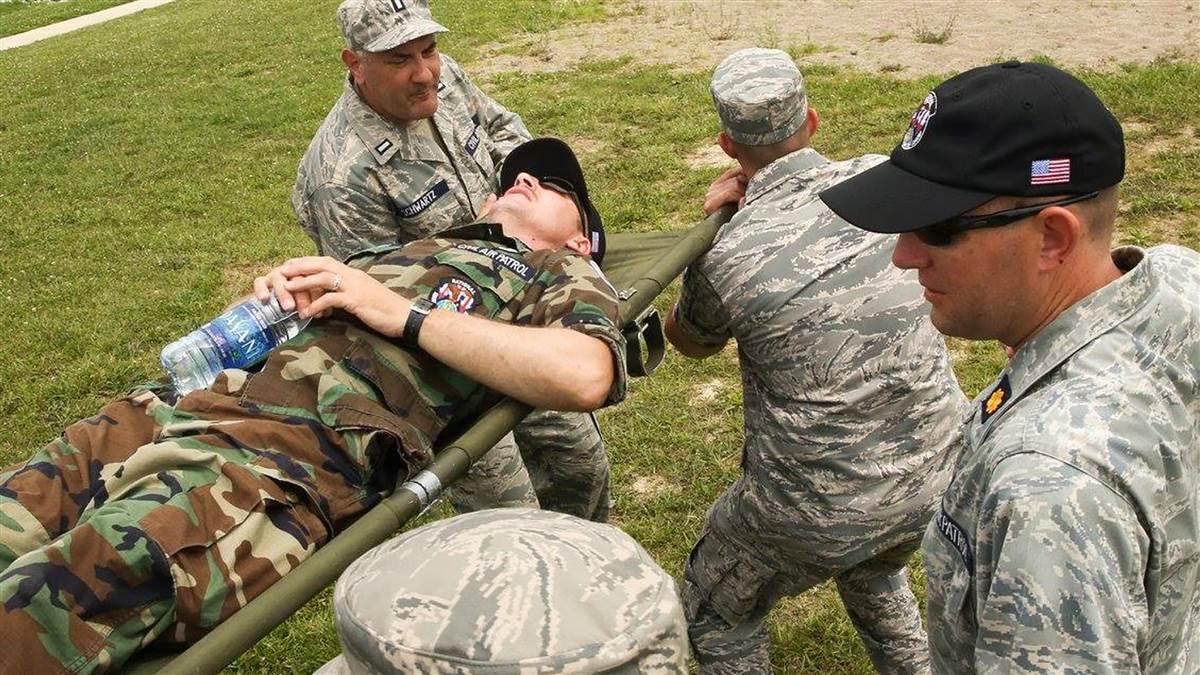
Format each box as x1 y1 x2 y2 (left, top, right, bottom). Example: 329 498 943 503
430 277 478 313
901 91 938 150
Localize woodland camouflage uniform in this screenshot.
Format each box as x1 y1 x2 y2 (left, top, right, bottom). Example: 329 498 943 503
0 225 625 674
293 0 611 523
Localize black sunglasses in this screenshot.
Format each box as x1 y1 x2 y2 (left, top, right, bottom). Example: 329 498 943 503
913 191 1100 247
538 176 590 234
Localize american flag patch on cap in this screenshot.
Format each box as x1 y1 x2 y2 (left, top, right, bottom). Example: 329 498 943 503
1031 158 1071 185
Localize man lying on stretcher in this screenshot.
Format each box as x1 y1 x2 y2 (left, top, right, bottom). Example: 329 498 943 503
0 137 626 675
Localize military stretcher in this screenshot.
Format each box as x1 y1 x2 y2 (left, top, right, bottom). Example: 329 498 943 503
120 205 733 674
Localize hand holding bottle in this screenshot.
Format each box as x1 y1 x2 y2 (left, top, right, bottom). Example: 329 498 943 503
254 256 413 339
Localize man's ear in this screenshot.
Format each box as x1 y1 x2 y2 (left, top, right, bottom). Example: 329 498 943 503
342 48 363 84
806 106 820 139
563 231 592 257
1035 205 1084 272
716 132 738 160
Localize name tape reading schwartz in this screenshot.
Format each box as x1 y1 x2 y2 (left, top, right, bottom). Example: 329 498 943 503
454 243 536 281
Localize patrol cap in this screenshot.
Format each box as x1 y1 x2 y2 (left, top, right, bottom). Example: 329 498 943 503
820 61 1125 234
711 47 809 146
501 137 607 266
337 0 448 53
314 508 689 674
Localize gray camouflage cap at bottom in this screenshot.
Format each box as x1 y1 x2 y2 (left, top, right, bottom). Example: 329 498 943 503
316 508 689 674
337 0 448 53
711 47 809 146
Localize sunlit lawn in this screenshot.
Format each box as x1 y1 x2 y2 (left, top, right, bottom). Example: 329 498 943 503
1 1 1196 672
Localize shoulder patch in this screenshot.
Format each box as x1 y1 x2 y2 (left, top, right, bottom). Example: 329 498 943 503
980 374 1011 424
430 277 479 313
399 180 450 218
934 507 974 570
453 243 536 282
465 128 481 155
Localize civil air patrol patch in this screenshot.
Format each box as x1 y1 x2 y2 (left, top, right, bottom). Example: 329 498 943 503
453 243 536 281
980 374 1011 424
399 180 449 218
374 139 394 156
934 507 973 570
465 128 481 155
430 277 478 313
901 91 937 150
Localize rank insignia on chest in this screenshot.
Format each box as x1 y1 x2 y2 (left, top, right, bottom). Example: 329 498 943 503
430 277 478 313
980 374 1012 424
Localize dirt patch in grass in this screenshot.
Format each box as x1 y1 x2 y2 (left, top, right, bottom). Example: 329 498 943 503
684 143 732 170
473 0 1200 78
628 473 675 499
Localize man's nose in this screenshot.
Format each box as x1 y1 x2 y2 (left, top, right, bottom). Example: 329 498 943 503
514 173 538 188
891 233 929 270
411 56 436 84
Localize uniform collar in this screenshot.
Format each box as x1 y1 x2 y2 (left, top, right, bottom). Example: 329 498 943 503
981 246 1153 427
343 70 454 166
744 147 829 207
442 221 530 253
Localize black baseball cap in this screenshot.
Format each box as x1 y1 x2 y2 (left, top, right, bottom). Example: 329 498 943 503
820 61 1124 233
500 137 606 265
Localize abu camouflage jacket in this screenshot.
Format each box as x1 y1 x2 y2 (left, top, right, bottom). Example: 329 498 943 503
292 54 532 261
925 245 1200 673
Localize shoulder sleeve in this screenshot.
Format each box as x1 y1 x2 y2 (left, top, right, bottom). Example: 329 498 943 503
442 54 531 164
673 262 733 345
973 453 1149 673
522 252 627 405
300 182 399 261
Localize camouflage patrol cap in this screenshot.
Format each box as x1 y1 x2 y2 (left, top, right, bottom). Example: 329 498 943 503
711 47 809 146
315 508 689 674
337 0 448 53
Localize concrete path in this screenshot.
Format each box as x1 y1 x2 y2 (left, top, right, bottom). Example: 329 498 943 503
0 0 176 51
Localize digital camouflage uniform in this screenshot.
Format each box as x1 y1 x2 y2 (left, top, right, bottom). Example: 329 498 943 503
293 13 611 522
315 508 689 674
924 245 1200 673
292 54 531 261
0 226 625 675
675 49 967 675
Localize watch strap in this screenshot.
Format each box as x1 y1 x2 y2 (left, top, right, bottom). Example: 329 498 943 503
402 298 435 349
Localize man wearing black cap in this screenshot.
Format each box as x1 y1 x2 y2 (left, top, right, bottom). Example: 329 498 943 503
821 62 1200 673
0 138 621 675
293 1 615 524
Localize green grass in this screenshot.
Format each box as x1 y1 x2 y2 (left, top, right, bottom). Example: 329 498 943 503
0 0 132 37
1 1 1198 673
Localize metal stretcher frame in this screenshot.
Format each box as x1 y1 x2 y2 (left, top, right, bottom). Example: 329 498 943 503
121 205 733 675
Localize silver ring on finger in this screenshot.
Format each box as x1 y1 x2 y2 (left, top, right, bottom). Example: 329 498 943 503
329 273 342 292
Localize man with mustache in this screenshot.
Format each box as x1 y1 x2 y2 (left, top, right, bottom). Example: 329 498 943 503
294 0 613 524
821 62 1200 673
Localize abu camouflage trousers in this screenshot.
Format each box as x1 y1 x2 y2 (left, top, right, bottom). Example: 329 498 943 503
683 518 929 675
0 384 386 675
448 410 610 523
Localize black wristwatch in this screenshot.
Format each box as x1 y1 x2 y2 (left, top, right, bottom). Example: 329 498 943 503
402 298 435 349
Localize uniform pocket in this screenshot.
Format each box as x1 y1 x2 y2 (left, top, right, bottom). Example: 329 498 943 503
687 531 777 626
139 465 329 638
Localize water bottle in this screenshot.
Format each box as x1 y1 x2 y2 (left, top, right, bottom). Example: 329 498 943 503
160 293 310 395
